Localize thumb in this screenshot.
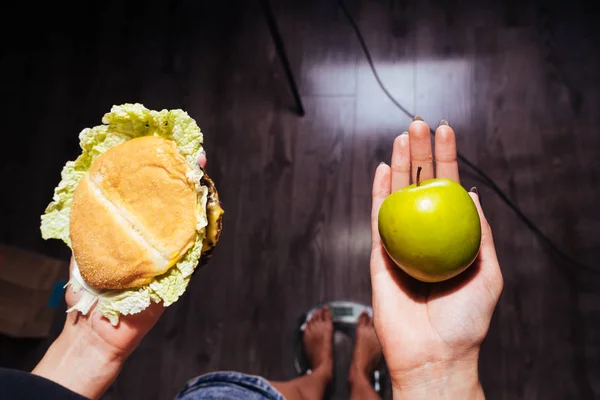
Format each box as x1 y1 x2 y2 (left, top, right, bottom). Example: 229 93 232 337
197 149 207 169
371 163 391 240
468 189 495 258
469 188 503 293
69 256 75 279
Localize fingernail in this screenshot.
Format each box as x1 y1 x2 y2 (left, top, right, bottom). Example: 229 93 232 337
401 131 408 135
413 115 424 121
439 119 449 127
379 161 387 167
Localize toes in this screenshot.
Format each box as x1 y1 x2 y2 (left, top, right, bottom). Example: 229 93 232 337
309 308 323 326
316 308 324 321
365 312 373 326
316 307 327 321
305 312 315 330
358 311 369 326
310 312 318 326
323 307 332 322
306 306 334 328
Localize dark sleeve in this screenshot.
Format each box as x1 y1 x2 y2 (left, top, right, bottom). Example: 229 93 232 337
0 367 88 400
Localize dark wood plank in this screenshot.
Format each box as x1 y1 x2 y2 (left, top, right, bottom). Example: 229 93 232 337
466 3 600 397
275 0 361 97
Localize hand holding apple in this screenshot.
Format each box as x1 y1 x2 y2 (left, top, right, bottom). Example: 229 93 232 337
378 167 481 283
370 119 503 399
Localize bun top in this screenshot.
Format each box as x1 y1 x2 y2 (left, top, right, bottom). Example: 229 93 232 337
69 136 199 289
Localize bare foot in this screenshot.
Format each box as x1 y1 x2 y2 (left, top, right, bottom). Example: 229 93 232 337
349 311 382 385
303 307 334 380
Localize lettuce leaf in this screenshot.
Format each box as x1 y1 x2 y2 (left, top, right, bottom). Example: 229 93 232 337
41 103 207 325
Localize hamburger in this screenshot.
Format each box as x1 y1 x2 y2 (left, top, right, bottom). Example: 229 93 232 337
41 104 223 325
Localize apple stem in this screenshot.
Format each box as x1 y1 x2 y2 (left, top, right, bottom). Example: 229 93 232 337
416 166 422 187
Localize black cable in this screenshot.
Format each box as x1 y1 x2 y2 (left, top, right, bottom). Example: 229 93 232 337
338 0 599 274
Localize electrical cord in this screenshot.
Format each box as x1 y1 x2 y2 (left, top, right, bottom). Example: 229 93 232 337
338 0 599 274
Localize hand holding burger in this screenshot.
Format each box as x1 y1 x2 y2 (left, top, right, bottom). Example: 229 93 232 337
33 104 223 399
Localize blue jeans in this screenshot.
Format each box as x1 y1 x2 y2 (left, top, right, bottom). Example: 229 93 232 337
176 371 285 400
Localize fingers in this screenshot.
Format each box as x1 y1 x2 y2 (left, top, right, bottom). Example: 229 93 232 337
434 123 459 182
408 120 434 182
371 163 392 251
121 301 165 332
69 257 75 278
469 190 503 295
197 150 207 169
468 191 496 259
391 133 411 192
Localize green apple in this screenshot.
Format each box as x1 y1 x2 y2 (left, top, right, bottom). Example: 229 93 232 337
378 171 481 283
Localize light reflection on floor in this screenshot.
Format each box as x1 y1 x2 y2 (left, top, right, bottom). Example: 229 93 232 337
303 58 474 134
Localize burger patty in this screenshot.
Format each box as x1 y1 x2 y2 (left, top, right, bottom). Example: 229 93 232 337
199 170 224 265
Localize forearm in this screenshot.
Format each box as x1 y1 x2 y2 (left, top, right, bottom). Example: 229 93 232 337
32 325 124 399
392 356 484 400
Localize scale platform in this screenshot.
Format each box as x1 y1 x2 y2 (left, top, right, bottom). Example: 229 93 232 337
300 300 373 331
293 301 387 397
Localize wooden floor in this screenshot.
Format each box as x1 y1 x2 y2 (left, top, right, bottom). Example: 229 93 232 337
1 0 599 399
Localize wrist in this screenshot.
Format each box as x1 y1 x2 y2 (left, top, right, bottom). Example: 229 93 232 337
391 354 484 400
32 323 124 399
